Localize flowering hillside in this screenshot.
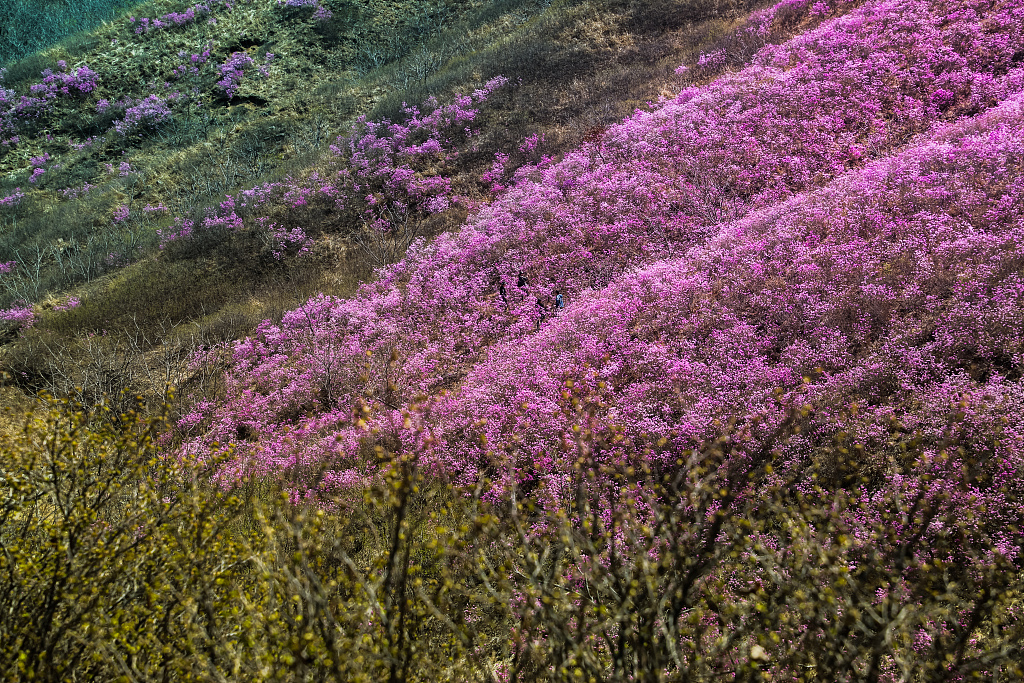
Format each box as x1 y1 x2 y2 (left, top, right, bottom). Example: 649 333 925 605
184 0 1024 496
5 0 1024 678
1 0 768 409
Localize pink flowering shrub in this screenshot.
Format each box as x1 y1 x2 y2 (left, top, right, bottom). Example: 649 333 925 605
0 61 99 136
28 61 98 99
276 0 333 21
53 297 80 312
0 69 13 136
170 48 213 82
161 77 508 260
0 305 35 331
331 75 508 264
182 0 1024 499
445 92 1024 489
260 221 313 260
129 2 220 34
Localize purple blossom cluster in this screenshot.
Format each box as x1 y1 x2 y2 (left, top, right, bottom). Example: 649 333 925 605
158 188 314 259
113 95 173 136
180 0 1024 525
215 52 271 99
0 189 24 208
29 61 98 98
129 3 213 34
0 305 35 331
259 218 312 260
276 0 333 21
53 297 80 312
1 62 100 134
61 182 96 199
328 76 507 253
161 77 508 255
171 49 212 80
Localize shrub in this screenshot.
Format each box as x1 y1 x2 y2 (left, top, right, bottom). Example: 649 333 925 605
0 188 23 207
188 0 1024 480
215 51 271 100
2 395 1022 680
113 94 172 135
0 393 261 681
0 303 34 335
276 0 334 22
129 2 214 35
28 61 98 98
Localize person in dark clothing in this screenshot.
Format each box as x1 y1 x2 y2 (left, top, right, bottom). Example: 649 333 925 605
498 281 507 304
517 271 528 289
536 296 546 330
555 291 565 310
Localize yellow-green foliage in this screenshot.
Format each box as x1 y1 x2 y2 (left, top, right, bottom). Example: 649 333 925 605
0 394 257 681
3 397 1023 681
0 395 500 681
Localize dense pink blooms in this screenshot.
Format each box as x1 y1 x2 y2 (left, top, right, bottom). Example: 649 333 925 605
447 93 1024 491
0 305 35 330
184 0 1024 506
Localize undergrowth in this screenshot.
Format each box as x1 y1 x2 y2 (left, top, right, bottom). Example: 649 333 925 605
2 392 1021 681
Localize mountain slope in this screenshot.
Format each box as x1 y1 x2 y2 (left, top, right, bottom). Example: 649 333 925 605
179 0 1024 493
1 0 778 407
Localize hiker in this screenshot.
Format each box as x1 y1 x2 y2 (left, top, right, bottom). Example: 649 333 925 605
498 281 507 304
517 271 527 289
555 291 565 311
536 296 546 330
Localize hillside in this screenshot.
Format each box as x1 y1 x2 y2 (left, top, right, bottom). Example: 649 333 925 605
1 0 771 416
3 0 1024 678
0 0 147 65
184 0 1024 488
